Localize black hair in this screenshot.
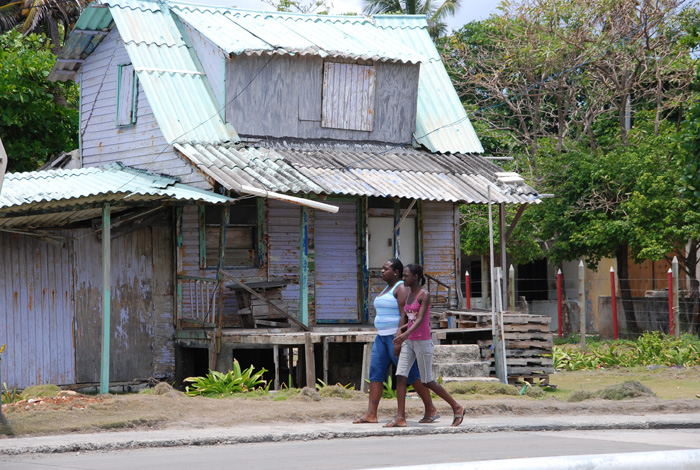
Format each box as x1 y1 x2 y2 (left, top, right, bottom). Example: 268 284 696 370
405 263 425 286
387 258 404 275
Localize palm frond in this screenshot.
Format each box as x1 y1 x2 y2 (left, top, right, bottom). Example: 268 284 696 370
0 1 23 31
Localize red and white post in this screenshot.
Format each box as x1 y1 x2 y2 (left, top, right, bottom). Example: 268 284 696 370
557 269 563 338
465 270 471 310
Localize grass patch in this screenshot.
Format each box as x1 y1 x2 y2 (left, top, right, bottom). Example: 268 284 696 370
21 384 61 399
566 380 655 402
446 381 519 396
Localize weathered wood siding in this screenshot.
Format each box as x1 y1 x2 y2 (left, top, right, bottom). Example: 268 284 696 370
73 223 173 383
0 232 75 389
315 201 360 322
225 55 419 143
422 201 458 307
267 200 301 319
80 28 205 188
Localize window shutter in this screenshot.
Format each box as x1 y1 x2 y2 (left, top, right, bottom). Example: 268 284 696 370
322 63 375 131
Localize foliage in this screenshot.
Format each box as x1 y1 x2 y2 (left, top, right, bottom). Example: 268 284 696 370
262 0 333 14
363 0 461 38
1 382 20 404
0 344 4 361
0 0 89 52
184 360 269 397
0 30 78 172
553 332 700 370
365 375 414 398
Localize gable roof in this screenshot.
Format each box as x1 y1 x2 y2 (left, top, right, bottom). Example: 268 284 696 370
50 0 482 154
175 141 539 205
0 163 233 229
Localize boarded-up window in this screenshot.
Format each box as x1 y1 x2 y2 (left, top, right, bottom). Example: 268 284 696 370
321 62 375 132
201 199 258 268
116 64 137 126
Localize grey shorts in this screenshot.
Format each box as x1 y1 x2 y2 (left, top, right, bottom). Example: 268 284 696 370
396 339 434 384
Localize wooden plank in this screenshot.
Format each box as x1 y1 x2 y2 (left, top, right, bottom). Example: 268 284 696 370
222 272 309 331
305 332 316 388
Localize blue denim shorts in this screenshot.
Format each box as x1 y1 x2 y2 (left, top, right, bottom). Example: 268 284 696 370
369 334 421 384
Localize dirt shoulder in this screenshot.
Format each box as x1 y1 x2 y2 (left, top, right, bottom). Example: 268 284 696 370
2 367 700 437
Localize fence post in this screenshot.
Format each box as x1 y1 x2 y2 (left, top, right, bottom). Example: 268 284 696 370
610 267 618 340
672 256 680 337
557 269 563 338
508 265 515 312
668 268 674 336
465 270 471 310
579 260 586 352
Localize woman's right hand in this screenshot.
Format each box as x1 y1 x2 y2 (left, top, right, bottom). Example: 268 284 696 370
394 343 402 358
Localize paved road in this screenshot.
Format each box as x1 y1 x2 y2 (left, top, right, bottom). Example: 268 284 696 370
2 429 700 469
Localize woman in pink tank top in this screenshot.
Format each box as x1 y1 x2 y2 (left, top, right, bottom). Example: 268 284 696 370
385 263 465 428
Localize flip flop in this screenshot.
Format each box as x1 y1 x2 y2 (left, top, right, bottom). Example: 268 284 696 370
451 405 465 427
353 416 377 424
418 413 440 423
383 419 407 428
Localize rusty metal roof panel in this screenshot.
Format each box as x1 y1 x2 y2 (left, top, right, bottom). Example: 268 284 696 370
171 5 424 64
175 142 539 204
373 15 483 154
0 163 233 228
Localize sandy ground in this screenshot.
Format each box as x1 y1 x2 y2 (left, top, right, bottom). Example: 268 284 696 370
2 367 700 437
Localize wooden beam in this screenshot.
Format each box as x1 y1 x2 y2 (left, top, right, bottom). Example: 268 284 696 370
300 206 310 327
100 203 111 394
305 333 316 388
504 203 528 243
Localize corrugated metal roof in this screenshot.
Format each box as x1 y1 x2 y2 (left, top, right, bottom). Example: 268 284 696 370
176 142 539 204
0 163 233 229
374 15 484 154
50 0 239 145
170 5 424 64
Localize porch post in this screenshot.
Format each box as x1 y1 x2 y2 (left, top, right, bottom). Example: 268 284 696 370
300 206 310 326
499 203 507 310
100 203 111 394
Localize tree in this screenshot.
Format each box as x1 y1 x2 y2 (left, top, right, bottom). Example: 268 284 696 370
363 0 461 38
441 0 698 334
261 0 334 14
0 0 89 55
0 30 78 172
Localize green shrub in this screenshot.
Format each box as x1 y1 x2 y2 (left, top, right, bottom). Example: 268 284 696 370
184 360 268 397
553 332 700 370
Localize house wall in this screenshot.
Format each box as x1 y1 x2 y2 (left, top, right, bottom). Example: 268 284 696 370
79 28 206 188
225 55 419 144
73 222 174 383
422 201 459 307
0 231 76 389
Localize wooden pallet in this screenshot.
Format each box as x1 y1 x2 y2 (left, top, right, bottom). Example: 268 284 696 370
441 310 554 382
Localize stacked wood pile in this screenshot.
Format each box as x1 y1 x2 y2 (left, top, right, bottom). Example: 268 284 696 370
440 310 553 384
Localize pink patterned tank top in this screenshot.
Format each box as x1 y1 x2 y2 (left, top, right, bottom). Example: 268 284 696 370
405 296 431 341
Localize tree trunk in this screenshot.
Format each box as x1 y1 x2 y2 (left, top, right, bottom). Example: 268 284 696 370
616 243 639 335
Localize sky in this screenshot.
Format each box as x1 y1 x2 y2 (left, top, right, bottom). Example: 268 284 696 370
190 0 501 34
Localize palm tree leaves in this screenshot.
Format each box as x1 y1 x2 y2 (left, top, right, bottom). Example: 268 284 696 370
362 0 461 38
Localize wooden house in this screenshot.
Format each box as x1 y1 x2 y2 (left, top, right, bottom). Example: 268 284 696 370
0 0 540 390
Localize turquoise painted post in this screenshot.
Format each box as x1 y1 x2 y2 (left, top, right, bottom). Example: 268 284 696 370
100 203 111 394
300 206 310 326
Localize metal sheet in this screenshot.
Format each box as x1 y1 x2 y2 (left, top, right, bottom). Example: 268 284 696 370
0 231 75 389
171 4 424 64
0 163 234 229
176 142 541 205
315 201 359 322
